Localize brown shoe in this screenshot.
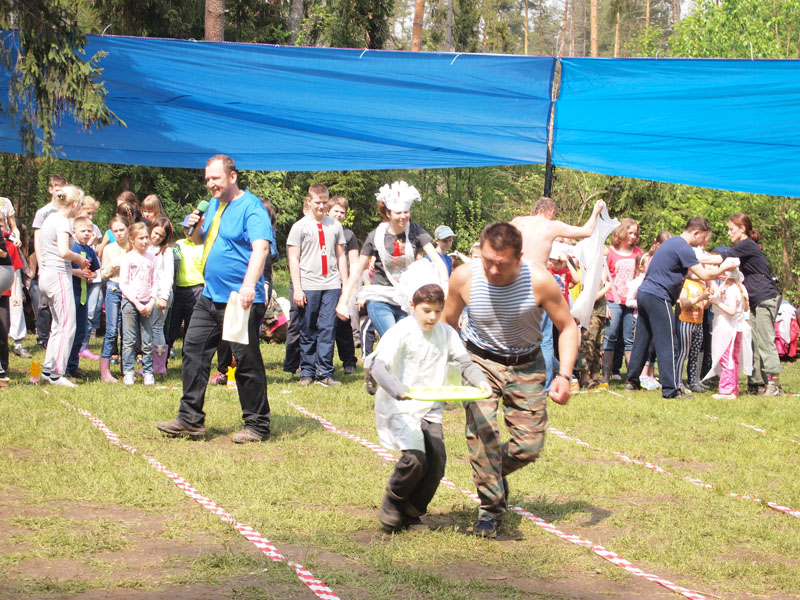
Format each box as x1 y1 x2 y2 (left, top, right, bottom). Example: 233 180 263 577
156 418 206 438
231 427 270 444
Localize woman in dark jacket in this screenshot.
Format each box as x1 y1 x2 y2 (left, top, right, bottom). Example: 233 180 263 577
723 213 782 396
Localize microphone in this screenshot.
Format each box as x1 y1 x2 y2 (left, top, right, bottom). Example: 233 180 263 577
187 200 209 237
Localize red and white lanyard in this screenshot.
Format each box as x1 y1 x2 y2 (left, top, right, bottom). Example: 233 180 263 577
316 223 327 277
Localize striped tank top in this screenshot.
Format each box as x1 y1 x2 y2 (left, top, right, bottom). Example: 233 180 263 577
463 259 543 357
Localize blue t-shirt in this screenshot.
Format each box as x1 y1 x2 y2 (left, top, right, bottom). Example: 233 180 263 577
425 251 453 276
638 236 699 303
201 190 274 304
70 243 101 297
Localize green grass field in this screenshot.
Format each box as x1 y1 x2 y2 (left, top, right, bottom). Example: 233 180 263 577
1 336 799 599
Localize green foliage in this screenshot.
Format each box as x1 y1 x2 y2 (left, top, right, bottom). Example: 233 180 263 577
239 170 303 251
88 0 204 39
0 2 122 157
295 0 395 49
625 24 667 57
670 0 800 58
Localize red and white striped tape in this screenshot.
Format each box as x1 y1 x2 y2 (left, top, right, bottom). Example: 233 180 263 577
705 414 800 446
287 400 709 600
58 399 339 600
548 426 800 520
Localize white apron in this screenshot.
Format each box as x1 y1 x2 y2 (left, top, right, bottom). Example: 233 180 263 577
365 317 466 451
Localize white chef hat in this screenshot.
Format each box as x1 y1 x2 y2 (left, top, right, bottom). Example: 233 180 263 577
375 180 421 212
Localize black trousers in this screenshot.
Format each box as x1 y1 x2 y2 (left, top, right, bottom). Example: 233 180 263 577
282 285 300 373
627 291 680 398
177 295 270 436
0 295 9 375
167 284 204 351
32 277 52 345
386 420 446 516
335 316 357 369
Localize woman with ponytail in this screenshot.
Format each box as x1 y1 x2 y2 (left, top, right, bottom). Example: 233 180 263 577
723 213 782 395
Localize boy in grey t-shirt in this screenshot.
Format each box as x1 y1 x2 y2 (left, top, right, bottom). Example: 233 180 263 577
31 174 67 350
286 184 347 386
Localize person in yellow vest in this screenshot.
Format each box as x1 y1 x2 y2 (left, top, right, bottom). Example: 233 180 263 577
157 155 274 443
166 213 205 359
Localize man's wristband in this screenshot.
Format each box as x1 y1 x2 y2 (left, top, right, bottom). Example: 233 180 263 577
553 373 571 383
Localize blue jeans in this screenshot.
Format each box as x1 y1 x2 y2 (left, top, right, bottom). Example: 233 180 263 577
121 298 155 375
604 301 636 352
541 311 556 391
82 281 104 344
67 290 88 373
298 288 340 379
101 282 122 359
366 300 406 337
151 291 173 347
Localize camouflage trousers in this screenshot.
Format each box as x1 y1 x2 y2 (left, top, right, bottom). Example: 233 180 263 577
464 350 548 521
575 304 606 382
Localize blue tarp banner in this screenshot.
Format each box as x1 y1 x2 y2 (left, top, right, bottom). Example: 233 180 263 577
0 35 555 171
554 58 800 197
2 35 799 197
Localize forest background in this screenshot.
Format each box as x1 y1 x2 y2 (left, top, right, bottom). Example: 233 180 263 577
2 0 800 297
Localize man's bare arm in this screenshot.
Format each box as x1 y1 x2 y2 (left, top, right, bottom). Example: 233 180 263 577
551 199 605 241
442 263 470 330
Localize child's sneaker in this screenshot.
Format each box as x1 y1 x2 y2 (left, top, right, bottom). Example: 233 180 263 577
13 343 31 358
143 373 155 386
49 375 76 388
712 393 737 399
123 373 135 386
641 376 662 390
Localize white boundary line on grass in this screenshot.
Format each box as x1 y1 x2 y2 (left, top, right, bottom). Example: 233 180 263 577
547 425 800 519
705 414 800 446
57 398 340 600
287 399 710 600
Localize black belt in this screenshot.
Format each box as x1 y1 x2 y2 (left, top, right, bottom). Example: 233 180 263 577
466 340 538 366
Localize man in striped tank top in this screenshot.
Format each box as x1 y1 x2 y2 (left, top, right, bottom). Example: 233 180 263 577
443 222 579 539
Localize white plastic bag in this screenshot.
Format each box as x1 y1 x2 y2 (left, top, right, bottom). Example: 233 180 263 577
571 206 620 328
222 291 250 345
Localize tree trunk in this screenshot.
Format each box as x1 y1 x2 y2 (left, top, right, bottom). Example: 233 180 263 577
569 0 574 56
672 0 680 25
645 0 651 33
288 0 303 45
445 0 454 51
558 0 569 57
524 0 529 54
205 0 224 42
411 0 425 51
590 0 598 56
613 9 620 57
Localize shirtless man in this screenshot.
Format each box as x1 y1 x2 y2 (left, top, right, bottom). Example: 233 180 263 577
511 197 605 266
511 197 605 390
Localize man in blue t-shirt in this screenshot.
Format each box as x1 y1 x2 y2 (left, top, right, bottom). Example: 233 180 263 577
157 154 275 443
626 217 736 399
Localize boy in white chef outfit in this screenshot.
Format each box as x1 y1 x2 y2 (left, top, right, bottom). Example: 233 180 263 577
367 283 490 530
